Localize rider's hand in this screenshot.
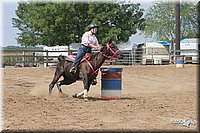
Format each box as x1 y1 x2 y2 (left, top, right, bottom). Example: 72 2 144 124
96 45 101 51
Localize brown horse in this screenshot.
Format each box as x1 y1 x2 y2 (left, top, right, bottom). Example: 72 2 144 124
49 41 123 101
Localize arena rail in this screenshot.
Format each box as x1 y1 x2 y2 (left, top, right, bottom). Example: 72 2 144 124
2 49 199 67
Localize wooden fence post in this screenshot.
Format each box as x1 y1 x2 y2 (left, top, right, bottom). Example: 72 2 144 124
46 50 48 67
23 51 25 67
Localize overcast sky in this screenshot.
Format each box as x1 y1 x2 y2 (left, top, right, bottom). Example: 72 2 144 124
0 0 156 47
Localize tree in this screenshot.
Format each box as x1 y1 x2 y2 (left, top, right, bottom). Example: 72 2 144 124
142 1 198 42
12 1 145 47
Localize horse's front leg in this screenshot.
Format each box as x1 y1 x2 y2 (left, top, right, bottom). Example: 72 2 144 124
72 80 90 101
82 74 91 101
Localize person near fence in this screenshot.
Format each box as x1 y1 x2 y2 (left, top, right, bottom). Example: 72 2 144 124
70 24 101 74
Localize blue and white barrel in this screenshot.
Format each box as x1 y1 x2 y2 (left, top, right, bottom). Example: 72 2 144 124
100 68 123 98
176 55 184 68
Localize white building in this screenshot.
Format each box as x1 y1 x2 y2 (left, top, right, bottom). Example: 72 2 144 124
180 38 199 63
136 41 170 65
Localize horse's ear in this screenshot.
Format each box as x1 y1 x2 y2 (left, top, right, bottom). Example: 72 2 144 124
108 39 112 44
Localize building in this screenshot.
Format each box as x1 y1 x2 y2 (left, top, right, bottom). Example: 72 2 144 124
135 41 170 65
180 38 199 63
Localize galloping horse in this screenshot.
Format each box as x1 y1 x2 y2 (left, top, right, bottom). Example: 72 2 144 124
49 41 123 101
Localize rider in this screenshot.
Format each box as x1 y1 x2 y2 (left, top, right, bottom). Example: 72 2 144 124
70 23 101 74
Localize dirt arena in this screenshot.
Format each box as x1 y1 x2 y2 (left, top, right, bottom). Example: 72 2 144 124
2 64 199 132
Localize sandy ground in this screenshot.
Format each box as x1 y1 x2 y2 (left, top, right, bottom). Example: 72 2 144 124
1 64 199 132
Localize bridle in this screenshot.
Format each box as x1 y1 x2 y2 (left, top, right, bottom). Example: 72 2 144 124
100 42 120 60
85 42 120 78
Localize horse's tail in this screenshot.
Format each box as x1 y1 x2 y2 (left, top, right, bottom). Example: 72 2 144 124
58 55 66 62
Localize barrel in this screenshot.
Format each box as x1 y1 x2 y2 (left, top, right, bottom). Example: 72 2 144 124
176 55 184 68
100 68 123 98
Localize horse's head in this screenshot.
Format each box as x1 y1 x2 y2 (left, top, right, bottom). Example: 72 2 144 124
100 41 124 59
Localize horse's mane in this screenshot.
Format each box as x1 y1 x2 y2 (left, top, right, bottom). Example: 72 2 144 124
90 44 108 61
89 51 100 61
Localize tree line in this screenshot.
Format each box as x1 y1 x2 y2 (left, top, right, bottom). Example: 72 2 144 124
143 1 198 42
12 1 198 47
12 1 145 47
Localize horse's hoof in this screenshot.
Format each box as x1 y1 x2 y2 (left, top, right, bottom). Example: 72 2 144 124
92 79 97 85
84 98 89 102
49 84 53 96
92 81 97 85
72 93 78 98
49 89 52 96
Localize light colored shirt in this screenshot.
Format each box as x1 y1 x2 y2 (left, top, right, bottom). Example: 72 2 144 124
81 31 99 47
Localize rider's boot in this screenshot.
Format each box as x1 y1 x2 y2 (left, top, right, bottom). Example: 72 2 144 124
70 63 80 75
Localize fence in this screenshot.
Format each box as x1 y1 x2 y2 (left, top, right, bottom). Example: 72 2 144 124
116 48 199 65
2 48 199 67
2 49 68 67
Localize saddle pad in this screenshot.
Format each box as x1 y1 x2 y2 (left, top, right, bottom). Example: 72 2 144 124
66 53 92 62
66 55 76 62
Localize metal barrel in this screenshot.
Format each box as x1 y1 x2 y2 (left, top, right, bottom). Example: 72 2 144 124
100 68 123 98
176 55 184 68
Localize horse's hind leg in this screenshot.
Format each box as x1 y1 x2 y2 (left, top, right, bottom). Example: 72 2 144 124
49 68 64 95
49 75 62 95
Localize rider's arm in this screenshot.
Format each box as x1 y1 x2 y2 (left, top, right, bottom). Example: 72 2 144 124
88 43 101 51
88 36 101 51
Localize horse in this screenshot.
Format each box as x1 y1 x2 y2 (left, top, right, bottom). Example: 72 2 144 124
49 41 123 101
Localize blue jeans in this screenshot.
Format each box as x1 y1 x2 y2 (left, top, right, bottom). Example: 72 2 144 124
72 44 91 67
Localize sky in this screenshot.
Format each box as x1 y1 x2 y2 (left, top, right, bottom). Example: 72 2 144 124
0 0 156 47
2 2 19 47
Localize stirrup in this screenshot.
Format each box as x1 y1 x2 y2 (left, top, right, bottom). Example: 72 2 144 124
70 67 76 74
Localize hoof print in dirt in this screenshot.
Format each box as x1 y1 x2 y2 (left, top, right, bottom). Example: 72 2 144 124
59 93 68 98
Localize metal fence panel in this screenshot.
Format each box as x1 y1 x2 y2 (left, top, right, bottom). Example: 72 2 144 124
2 48 199 67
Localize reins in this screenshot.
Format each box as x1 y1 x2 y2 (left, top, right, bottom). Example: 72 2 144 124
100 42 120 60
83 58 100 78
